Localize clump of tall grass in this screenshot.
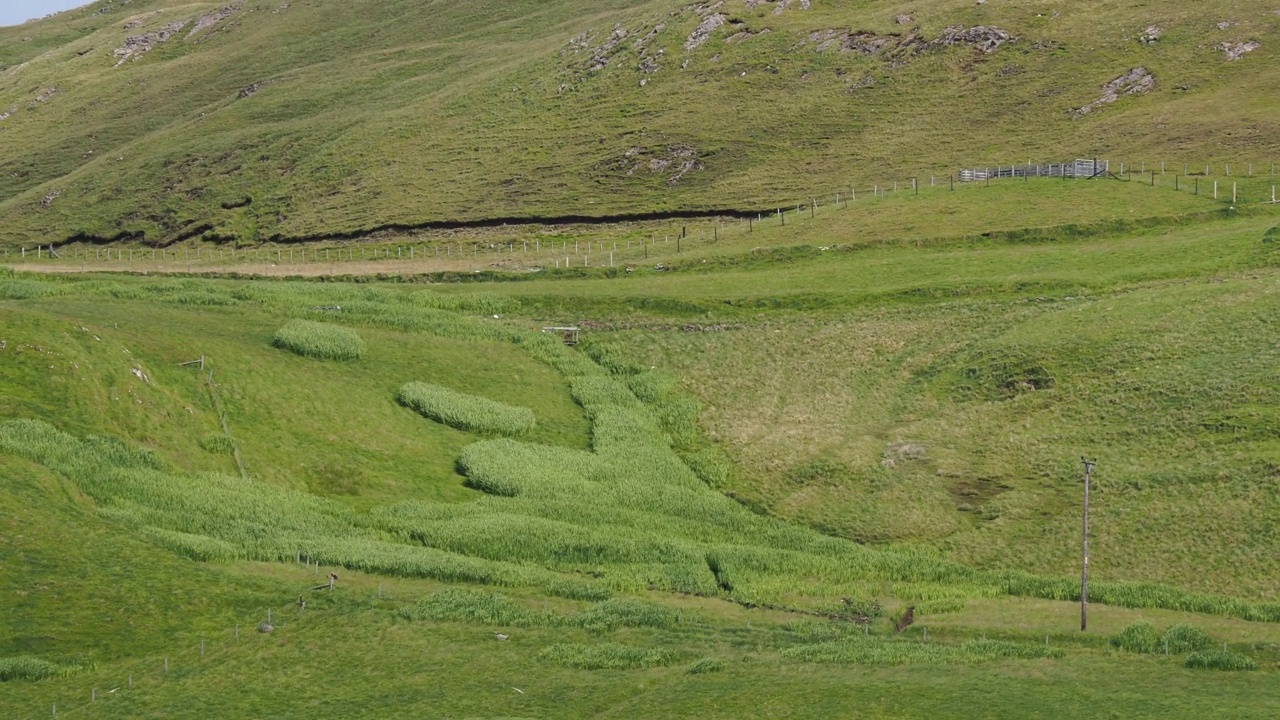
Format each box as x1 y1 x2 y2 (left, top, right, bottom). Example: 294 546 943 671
538 643 675 670
397 588 557 626
573 598 675 632
199 434 236 455
272 320 366 360
1162 624 1211 654
0 279 62 300
916 598 965 616
685 658 725 674
396 591 674 632
1185 650 1257 671
1113 621 1161 653
782 636 1063 666
397 382 535 435
0 656 92 681
816 598 882 623
410 290 518 315
682 447 731 488
1113 621 1215 655
140 526 241 563
1002 572 1280 624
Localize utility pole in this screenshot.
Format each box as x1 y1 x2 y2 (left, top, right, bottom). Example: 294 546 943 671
1081 457 1095 632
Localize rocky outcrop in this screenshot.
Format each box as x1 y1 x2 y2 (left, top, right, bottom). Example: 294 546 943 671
932 25 1014 54
188 4 242 39
725 28 771 44
113 21 187 66
1072 67 1155 118
809 25 1014 58
685 13 727 51
1218 41 1260 60
744 0 810 12
604 145 704 186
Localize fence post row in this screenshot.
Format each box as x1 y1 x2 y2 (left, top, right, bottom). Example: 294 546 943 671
10 160 1274 272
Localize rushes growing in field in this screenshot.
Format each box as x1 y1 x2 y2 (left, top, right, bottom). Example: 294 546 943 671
0 279 62 300
685 658 725 674
0 656 92 681
397 382 535 435
199 434 236 455
273 320 366 360
782 636 1063 666
1162 624 1211 654
573 598 675 632
916 598 966 616
1185 650 1257 671
396 590 674 631
397 589 557 627
1113 622 1161 653
538 643 675 670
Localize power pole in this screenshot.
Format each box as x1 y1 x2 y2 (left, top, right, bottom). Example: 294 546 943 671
1081 457 1096 632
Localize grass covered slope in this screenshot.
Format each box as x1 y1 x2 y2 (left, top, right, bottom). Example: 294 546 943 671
542 212 1280 599
1 0 1278 247
3 237 1280 717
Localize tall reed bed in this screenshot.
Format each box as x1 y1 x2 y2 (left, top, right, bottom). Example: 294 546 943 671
397 382 535 435
396 589 672 632
272 320 366 360
782 635 1063 666
0 656 93 681
538 643 675 670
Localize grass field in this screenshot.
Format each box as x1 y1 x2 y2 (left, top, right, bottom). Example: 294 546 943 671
3 197 1280 716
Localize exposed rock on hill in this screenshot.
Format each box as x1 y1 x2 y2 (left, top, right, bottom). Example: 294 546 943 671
1072 67 1155 118
564 25 629 74
810 29 892 54
685 13 727 51
113 20 187 66
769 0 811 13
604 145 704 185
932 26 1014 53
809 25 1015 58
1218 41 1260 60
188 4 243 39
725 27 771 43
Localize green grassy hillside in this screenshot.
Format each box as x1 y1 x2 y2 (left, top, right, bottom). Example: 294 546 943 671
3 1 1280 717
1 0 1278 247
2 201 1280 716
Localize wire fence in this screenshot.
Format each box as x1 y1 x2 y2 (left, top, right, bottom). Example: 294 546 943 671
17 557 384 720
2 159 1277 278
